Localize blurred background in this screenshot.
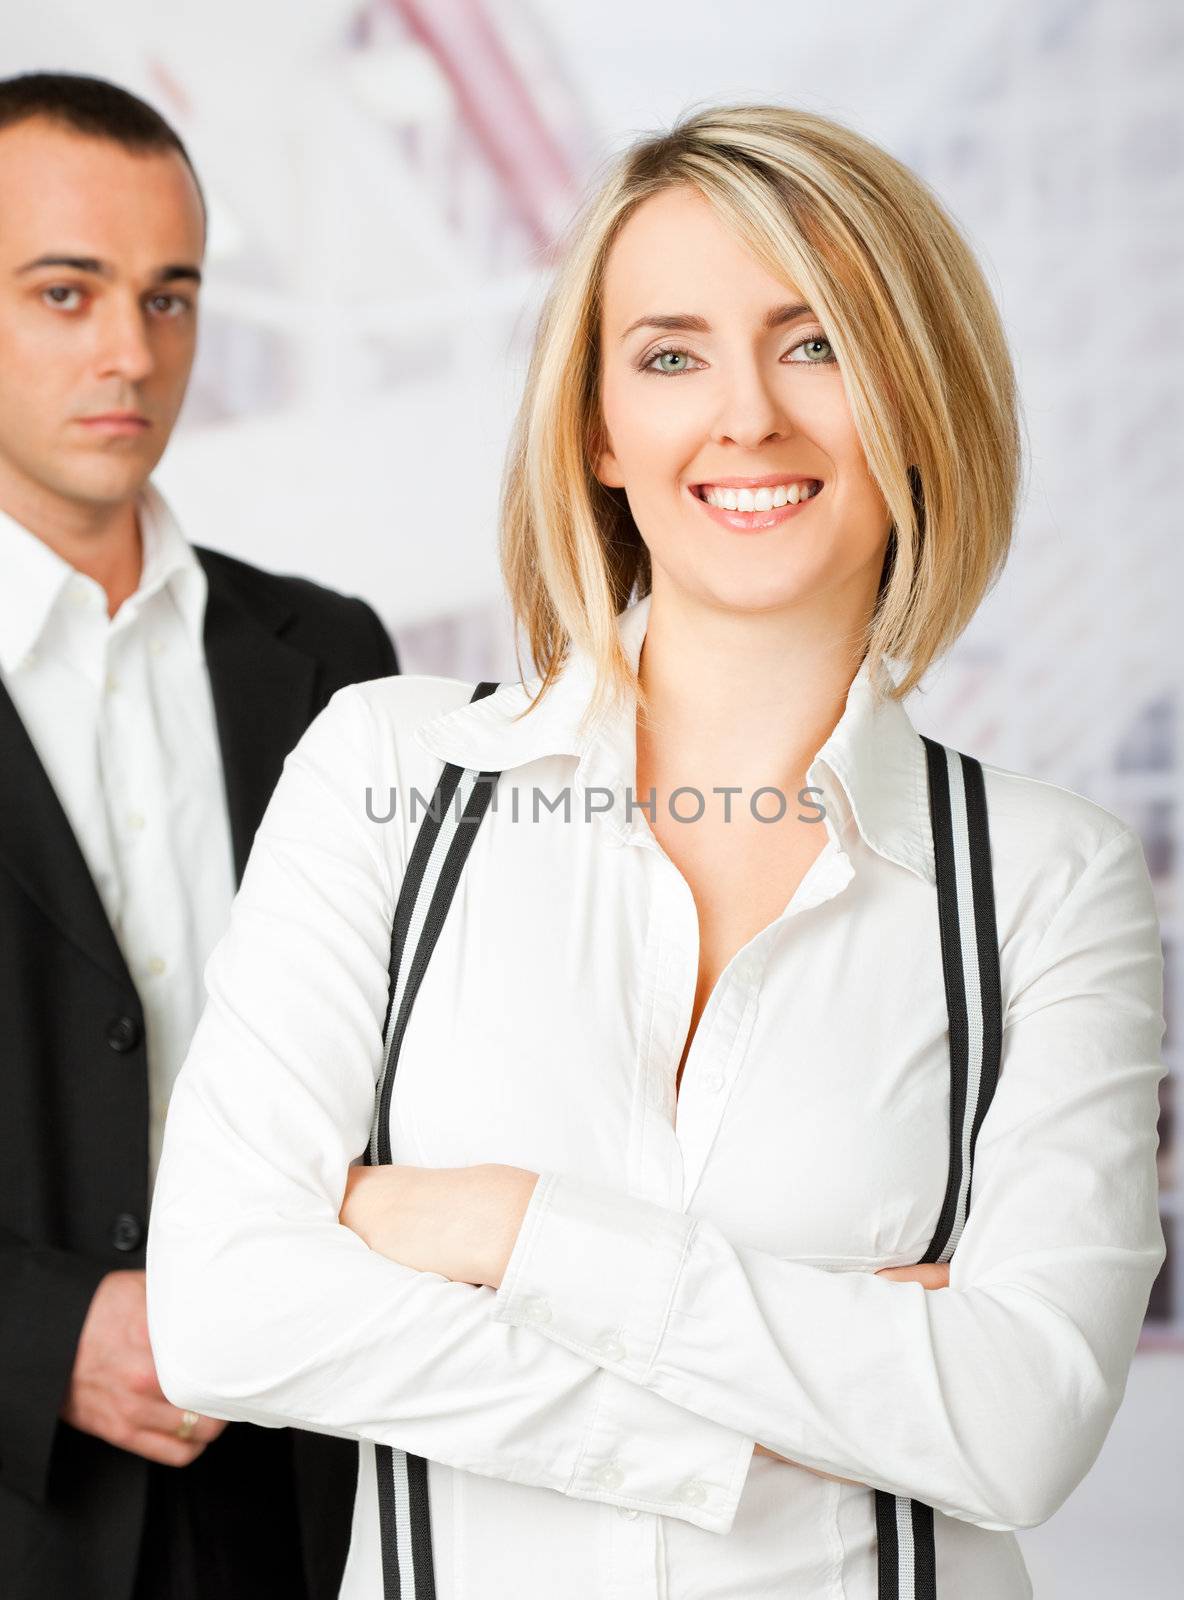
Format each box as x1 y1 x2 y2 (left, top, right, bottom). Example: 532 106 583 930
4 1 1180 1591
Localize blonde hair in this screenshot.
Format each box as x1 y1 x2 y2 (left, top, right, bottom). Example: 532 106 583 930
499 101 1023 729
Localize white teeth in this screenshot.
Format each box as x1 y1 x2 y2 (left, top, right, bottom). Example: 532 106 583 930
701 481 818 510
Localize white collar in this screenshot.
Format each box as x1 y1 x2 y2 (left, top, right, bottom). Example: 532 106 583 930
415 591 936 884
0 480 206 673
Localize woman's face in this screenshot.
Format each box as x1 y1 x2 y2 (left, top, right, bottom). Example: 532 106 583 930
595 185 892 616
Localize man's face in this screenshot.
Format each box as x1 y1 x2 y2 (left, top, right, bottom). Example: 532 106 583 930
0 116 205 516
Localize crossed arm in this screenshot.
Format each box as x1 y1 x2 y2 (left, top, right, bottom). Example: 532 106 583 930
337 1160 950 1484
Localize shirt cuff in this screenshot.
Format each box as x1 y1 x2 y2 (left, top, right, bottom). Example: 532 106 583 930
492 1173 755 1530
493 1170 698 1387
569 1368 754 1534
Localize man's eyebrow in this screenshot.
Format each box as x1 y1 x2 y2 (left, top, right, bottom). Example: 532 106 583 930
14 254 202 286
619 301 814 341
16 254 111 278
157 263 203 285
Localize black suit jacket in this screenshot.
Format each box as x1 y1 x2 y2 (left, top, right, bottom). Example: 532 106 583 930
0 544 400 1600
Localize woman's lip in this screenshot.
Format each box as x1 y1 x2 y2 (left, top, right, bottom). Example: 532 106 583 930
687 480 823 532
691 474 823 491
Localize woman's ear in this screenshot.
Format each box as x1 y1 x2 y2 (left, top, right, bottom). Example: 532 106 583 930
594 450 625 490
588 415 624 489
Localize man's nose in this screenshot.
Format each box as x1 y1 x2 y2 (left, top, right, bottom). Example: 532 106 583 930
94 297 155 385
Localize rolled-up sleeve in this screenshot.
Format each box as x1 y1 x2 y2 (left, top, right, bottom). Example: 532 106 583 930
146 685 753 1534
491 824 1166 1532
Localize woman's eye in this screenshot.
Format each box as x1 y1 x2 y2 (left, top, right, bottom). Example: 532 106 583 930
644 347 699 376
641 335 836 376
42 286 84 311
789 336 836 364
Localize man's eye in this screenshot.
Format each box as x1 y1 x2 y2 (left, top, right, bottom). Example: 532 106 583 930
148 294 190 317
42 286 84 311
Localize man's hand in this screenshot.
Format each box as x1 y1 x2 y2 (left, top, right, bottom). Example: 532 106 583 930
60 1269 226 1467
754 1261 951 1483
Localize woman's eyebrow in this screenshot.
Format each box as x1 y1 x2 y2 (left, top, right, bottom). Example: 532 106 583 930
618 301 814 341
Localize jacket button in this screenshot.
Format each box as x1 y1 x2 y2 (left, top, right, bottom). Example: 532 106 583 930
111 1213 144 1252
106 1015 142 1053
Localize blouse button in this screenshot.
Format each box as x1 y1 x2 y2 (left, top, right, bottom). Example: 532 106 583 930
593 1461 624 1490
703 1070 724 1093
596 1334 625 1361
675 1479 707 1506
522 1295 552 1325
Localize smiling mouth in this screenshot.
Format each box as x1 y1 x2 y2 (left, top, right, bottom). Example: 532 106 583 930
692 479 823 510
685 478 825 533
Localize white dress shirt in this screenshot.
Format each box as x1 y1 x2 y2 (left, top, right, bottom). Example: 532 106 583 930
0 485 236 1192
147 592 1166 1600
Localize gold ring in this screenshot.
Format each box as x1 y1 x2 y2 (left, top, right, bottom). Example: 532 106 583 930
176 1409 200 1442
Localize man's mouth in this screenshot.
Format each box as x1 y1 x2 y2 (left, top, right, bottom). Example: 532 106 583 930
75 412 151 435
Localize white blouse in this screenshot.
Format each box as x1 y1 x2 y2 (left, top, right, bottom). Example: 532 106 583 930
146 592 1166 1600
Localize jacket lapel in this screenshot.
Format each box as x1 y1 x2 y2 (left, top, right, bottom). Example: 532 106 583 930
0 551 320 981
0 678 132 986
198 552 319 884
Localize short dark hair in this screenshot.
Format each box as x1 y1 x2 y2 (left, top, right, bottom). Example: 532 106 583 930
0 71 206 224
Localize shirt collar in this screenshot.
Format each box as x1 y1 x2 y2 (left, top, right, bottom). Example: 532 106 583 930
416 591 935 884
0 507 73 672
136 481 208 649
0 480 206 674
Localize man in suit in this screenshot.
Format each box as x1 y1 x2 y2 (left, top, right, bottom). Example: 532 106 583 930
0 72 394 1599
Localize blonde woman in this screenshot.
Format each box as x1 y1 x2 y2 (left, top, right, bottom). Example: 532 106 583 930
146 104 1165 1599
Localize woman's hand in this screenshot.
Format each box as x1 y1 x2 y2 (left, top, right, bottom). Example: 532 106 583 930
339 1162 538 1288
754 1261 951 1482
341 1166 952 1484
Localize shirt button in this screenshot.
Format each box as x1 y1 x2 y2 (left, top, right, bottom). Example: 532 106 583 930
522 1295 551 1325
145 955 167 977
593 1461 623 1490
105 672 119 693
617 1505 640 1520
596 1334 625 1361
149 637 165 655
675 1479 707 1506
106 1015 142 1053
69 583 91 609
703 1071 724 1093
110 1212 144 1252
126 811 145 832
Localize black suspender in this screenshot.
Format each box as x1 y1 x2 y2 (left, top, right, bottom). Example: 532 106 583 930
874 737 1003 1600
365 689 1002 1600
367 680 502 1600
